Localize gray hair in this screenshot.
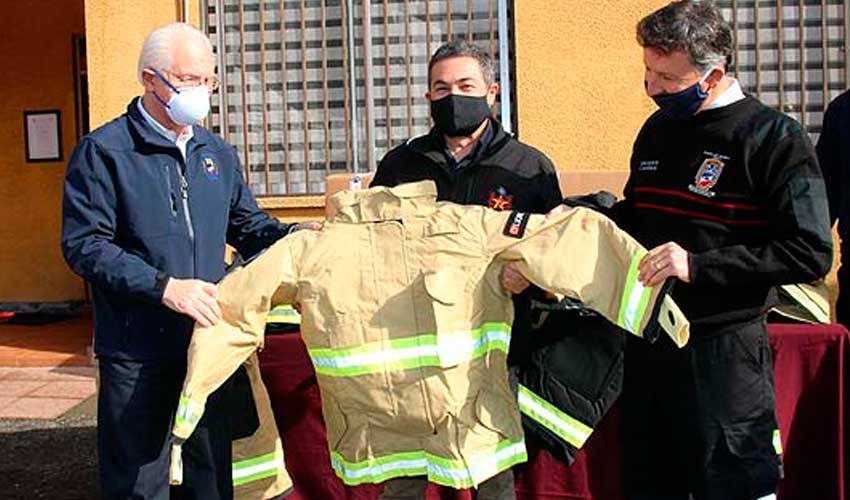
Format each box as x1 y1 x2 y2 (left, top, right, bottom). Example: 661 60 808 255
137 23 213 84
636 0 732 72
428 40 496 86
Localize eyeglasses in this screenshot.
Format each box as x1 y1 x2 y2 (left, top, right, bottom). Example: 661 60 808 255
151 68 220 92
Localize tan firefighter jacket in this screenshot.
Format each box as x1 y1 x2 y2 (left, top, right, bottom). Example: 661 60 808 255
169 354 293 499
170 180 690 490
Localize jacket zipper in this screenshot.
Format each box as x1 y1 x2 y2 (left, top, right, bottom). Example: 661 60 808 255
163 165 178 216
177 163 196 276
177 167 195 242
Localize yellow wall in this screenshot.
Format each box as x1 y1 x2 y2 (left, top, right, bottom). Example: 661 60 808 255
0 1 86 302
85 0 198 130
514 0 667 187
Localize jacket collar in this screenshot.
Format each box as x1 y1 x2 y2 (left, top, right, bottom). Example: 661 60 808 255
408 117 511 168
126 96 209 152
329 180 438 223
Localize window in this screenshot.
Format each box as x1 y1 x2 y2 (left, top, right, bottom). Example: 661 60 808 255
718 0 850 139
203 0 515 196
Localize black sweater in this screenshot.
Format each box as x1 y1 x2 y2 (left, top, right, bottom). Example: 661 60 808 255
613 95 832 333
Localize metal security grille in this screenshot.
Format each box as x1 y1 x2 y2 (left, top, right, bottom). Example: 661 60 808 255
718 0 850 139
203 0 514 196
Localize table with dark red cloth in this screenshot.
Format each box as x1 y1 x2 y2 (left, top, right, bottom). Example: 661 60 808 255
258 323 849 500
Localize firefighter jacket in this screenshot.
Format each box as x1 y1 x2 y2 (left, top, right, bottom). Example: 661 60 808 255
170 180 690 489
170 354 293 499
515 307 627 464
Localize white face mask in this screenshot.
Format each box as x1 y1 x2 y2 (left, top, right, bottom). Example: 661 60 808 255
150 70 211 126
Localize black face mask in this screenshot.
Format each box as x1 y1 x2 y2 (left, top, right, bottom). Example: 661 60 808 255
430 93 491 137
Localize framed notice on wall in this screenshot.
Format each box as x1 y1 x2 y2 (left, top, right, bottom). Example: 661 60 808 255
24 110 62 162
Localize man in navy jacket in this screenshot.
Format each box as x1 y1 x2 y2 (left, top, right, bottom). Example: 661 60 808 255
61 23 311 500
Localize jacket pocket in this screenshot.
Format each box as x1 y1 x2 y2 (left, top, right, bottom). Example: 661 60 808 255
424 268 472 367
720 418 782 494
474 386 523 442
322 401 371 462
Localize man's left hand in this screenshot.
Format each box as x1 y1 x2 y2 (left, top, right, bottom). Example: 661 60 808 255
292 221 323 232
638 242 690 286
501 262 531 295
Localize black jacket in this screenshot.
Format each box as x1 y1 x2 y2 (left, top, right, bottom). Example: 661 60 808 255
371 119 562 214
62 98 293 360
817 88 850 252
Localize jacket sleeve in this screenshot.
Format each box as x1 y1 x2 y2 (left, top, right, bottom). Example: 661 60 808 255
226 146 296 260
534 155 564 212
466 207 689 347
61 138 168 303
816 96 844 226
689 131 833 287
172 233 306 441
370 151 399 188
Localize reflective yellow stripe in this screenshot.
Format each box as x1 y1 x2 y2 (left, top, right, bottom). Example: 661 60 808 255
266 304 301 324
517 384 593 449
330 438 527 488
232 451 285 486
773 428 783 455
308 322 511 377
617 253 652 335
173 395 205 439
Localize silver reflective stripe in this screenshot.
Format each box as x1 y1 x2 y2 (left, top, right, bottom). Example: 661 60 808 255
772 428 783 455
330 438 527 488
617 253 652 335
517 384 593 449
232 451 284 486
309 323 511 377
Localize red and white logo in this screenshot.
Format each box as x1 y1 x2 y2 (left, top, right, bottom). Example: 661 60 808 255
688 154 727 198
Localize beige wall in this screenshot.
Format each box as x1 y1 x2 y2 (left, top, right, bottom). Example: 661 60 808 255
514 0 667 191
0 1 85 302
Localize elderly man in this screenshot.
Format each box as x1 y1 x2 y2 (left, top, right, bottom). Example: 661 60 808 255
610 2 832 500
62 23 312 500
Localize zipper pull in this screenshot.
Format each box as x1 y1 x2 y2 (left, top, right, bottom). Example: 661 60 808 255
180 175 189 200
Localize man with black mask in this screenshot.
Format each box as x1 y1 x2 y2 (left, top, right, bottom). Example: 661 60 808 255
371 40 562 500
372 40 561 215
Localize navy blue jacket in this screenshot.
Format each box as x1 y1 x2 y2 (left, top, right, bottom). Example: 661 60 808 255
62 98 293 360
817 88 850 252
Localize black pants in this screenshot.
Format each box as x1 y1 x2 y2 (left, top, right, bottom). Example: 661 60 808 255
621 319 781 500
97 357 233 500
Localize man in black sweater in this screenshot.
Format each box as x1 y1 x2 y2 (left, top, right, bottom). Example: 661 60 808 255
817 88 850 327
371 40 562 500
612 2 833 500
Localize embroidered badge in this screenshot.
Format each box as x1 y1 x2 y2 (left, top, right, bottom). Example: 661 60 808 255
503 211 530 239
202 157 220 179
488 186 514 211
688 152 728 198
638 160 659 172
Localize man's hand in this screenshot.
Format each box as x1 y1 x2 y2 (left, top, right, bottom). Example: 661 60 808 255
292 221 323 232
501 262 531 295
546 203 568 218
638 242 691 287
162 278 221 328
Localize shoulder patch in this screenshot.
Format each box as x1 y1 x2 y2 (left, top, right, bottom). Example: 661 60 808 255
503 211 530 238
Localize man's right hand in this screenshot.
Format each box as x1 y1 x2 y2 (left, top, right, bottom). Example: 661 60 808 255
162 278 221 328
